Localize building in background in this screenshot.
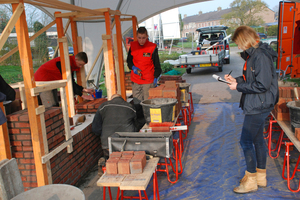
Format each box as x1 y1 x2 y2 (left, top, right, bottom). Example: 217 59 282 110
182 6 276 38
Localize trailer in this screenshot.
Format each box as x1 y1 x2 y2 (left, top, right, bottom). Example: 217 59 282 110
179 45 226 73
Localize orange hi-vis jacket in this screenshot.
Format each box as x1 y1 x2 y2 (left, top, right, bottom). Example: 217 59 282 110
130 40 157 84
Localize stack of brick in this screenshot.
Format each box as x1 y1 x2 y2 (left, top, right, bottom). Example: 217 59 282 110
272 87 299 121
125 72 132 90
158 75 186 84
148 81 182 116
149 122 173 132
295 128 300 141
75 98 107 114
106 151 146 175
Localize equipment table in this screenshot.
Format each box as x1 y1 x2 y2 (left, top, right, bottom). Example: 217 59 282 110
270 115 300 192
97 157 160 200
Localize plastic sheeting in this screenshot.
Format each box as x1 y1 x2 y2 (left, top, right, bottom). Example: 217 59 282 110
142 102 300 199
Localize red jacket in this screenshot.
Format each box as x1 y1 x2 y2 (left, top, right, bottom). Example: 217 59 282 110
129 40 157 84
34 56 80 81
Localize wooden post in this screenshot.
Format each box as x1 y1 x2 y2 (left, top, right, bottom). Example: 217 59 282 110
132 16 138 41
56 12 75 117
70 17 84 103
77 36 87 89
12 1 49 186
0 102 11 160
115 14 126 100
104 10 117 99
113 34 121 95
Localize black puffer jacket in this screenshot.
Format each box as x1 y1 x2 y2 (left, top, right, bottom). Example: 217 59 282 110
92 97 137 149
236 42 279 115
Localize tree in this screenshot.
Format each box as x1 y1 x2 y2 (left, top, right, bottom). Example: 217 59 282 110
221 0 268 32
33 21 48 64
179 14 184 36
273 5 279 21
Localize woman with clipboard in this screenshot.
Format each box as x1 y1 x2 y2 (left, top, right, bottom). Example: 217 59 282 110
224 26 279 194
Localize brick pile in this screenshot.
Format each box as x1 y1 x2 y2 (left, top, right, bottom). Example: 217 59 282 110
125 72 132 90
148 81 182 116
158 75 186 84
7 107 102 191
272 87 299 121
106 151 146 175
75 98 107 114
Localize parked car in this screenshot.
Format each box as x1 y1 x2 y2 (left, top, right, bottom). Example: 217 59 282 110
68 46 74 56
47 46 54 59
196 25 230 64
257 32 267 39
179 37 188 42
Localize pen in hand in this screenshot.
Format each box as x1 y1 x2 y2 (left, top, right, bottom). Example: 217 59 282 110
228 70 232 76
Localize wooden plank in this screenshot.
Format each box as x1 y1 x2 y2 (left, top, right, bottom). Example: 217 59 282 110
0 0 18 3
39 113 52 184
12 1 49 186
31 81 67 96
0 102 11 160
104 10 117 99
59 87 73 153
113 34 121 95
102 35 112 40
74 16 105 21
34 0 102 15
97 174 125 187
24 0 60 9
115 15 126 100
53 19 71 59
132 16 138 41
0 3 24 52
120 18 133 22
35 105 45 115
119 157 159 190
54 8 109 18
274 118 300 152
77 36 87 90
41 139 73 163
0 20 55 64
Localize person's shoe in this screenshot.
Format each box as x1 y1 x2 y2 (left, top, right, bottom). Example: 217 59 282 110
234 171 258 194
98 157 106 177
256 168 267 187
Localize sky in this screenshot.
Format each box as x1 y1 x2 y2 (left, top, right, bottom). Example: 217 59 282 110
178 0 280 17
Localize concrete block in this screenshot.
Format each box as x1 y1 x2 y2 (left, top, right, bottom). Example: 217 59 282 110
0 158 24 200
130 158 143 174
133 154 146 169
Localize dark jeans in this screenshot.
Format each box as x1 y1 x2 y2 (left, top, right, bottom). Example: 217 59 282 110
240 111 270 173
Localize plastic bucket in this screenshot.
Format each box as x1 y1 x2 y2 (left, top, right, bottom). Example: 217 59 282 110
140 98 177 124
177 83 191 102
287 101 300 132
95 89 102 99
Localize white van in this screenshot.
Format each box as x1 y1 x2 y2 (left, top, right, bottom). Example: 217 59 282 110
196 25 230 64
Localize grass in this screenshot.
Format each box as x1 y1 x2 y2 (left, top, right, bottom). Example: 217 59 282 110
0 65 39 84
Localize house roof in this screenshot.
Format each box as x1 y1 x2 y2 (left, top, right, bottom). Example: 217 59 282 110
182 8 232 24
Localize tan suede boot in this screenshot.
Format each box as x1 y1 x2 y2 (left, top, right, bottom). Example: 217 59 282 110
256 168 267 187
234 171 258 193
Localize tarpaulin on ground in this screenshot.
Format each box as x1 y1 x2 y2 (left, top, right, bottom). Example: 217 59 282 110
144 102 300 199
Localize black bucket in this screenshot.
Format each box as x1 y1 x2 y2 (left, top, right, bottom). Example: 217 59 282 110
140 98 177 124
286 101 300 132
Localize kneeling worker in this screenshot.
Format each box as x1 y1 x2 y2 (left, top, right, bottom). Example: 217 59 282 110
92 94 138 176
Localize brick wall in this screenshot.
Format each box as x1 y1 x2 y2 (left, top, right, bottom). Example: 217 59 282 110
7 107 102 191
75 98 107 114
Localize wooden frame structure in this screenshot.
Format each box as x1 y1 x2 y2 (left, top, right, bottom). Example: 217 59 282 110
0 0 139 187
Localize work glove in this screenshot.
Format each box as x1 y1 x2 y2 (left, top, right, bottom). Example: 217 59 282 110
153 78 158 87
132 66 141 75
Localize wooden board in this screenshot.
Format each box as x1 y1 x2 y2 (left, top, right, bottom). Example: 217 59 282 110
97 174 125 187
96 157 159 190
275 119 300 152
120 157 159 191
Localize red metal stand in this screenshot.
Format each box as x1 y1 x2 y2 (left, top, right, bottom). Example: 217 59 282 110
282 142 300 192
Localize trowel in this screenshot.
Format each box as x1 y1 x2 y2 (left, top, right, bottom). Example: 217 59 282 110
293 87 300 107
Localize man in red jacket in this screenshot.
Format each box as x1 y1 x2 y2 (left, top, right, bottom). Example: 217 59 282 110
34 52 94 107
127 27 162 104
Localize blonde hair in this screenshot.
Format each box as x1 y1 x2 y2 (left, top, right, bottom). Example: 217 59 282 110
232 26 260 50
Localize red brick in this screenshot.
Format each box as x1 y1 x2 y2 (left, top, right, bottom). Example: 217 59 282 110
11 141 22 146
122 151 134 155
16 134 31 141
15 122 30 128
151 126 170 132
164 81 177 88
22 146 33 151
21 170 36 176
22 141 32 146
19 114 29 122
24 152 34 158
134 151 146 155
20 129 30 134
9 128 20 134
110 152 122 157
23 182 38 188
13 152 24 158
6 113 21 121
133 154 146 169
20 159 35 164
106 159 119 174
295 128 300 141
118 158 130 174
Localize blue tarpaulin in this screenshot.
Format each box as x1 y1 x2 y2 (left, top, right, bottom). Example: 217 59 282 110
141 102 300 199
